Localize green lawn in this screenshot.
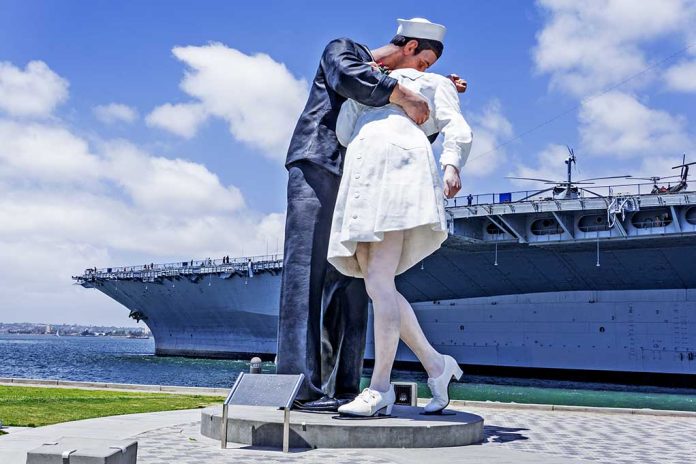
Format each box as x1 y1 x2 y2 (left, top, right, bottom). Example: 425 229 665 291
0 386 223 427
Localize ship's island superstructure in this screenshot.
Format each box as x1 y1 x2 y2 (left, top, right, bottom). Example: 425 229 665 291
75 157 696 383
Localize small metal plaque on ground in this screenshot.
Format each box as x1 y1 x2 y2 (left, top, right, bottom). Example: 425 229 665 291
26 437 137 464
221 372 304 452
392 381 418 406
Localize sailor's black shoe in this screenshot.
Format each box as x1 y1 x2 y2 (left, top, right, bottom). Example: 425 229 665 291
295 395 339 412
293 393 360 412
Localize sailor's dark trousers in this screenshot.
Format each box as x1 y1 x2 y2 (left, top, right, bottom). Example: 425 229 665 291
276 160 369 401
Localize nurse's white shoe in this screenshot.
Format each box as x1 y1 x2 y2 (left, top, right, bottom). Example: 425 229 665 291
337 386 395 417
424 355 464 414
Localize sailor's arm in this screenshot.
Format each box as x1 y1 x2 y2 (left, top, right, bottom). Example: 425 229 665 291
322 38 430 124
322 38 397 106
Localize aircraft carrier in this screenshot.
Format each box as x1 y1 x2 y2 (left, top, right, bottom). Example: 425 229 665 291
74 156 696 383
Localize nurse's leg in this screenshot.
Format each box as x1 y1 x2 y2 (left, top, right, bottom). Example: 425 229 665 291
395 292 445 378
356 231 403 393
356 240 444 380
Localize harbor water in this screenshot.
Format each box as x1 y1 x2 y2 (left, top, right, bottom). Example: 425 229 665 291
1 334 695 411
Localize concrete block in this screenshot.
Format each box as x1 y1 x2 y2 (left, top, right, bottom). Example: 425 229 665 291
110 383 161 391
58 381 109 389
26 437 137 464
12 378 59 386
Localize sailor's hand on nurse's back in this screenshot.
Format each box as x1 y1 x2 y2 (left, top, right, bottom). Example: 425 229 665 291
368 61 391 74
443 165 462 199
389 83 430 125
448 74 467 93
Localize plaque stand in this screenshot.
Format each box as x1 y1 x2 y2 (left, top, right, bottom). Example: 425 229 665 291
220 372 304 453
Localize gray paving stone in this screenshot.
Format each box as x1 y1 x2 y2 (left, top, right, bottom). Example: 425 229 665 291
3 404 696 464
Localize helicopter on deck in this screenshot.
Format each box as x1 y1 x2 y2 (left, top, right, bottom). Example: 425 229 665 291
506 147 632 200
507 149 693 201
633 155 694 194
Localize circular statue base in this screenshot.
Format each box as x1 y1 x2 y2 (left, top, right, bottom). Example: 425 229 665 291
201 405 484 449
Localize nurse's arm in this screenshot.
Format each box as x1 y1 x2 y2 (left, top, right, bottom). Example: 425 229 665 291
434 78 473 173
336 99 363 147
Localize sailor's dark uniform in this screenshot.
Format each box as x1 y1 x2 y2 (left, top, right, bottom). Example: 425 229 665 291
277 37 397 400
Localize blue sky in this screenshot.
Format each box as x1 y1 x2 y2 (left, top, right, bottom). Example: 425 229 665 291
0 0 564 212
1 0 695 325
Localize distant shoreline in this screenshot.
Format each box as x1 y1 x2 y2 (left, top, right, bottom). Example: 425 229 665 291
0 333 149 339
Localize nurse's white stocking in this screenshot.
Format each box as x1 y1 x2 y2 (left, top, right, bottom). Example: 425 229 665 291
395 292 445 379
356 231 403 393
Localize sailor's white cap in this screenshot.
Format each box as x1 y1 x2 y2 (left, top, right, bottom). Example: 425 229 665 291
396 17 446 43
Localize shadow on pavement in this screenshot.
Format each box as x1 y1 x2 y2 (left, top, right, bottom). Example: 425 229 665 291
484 425 530 443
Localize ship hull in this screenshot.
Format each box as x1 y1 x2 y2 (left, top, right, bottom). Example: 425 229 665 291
87 271 696 377
94 273 280 359
381 289 695 377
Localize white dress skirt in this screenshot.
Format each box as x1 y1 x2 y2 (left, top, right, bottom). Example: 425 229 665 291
327 113 448 278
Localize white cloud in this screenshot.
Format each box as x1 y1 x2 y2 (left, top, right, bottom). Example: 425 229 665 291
0 183 282 258
103 141 245 214
664 59 696 93
146 102 207 138
0 238 127 325
0 184 286 324
0 60 69 117
0 59 288 325
533 0 694 97
578 91 691 157
0 119 101 183
149 43 308 160
462 100 513 178
0 122 286 324
530 1 695 176
93 103 138 124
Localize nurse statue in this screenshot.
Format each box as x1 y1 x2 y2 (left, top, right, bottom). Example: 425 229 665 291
327 19 474 417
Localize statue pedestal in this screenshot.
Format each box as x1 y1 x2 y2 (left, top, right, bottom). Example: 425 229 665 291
201 405 484 449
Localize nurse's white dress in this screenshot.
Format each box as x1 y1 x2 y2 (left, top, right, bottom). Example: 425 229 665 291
327 68 473 278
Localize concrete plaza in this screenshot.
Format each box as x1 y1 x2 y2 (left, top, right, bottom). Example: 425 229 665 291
1 398 694 463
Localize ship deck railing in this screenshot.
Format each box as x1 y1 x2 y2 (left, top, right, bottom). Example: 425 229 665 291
74 253 284 283
446 181 687 207
447 182 696 220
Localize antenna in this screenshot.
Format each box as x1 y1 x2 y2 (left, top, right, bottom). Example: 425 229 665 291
565 146 576 186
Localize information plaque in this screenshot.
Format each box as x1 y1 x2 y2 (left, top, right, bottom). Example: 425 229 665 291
221 372 304 452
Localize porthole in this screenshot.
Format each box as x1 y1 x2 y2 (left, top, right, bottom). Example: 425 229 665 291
686 207 696 225
579 215 610 232
631 209 672 229
486 223 504 235
531 217 563 235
